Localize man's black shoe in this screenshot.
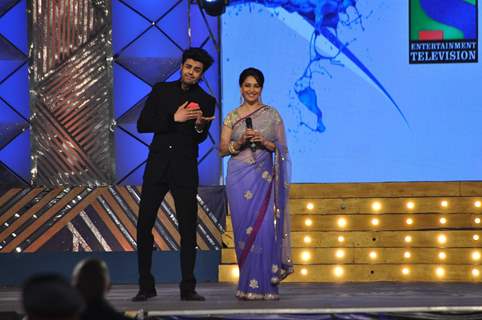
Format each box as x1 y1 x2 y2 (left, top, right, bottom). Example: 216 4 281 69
180 291 205 301
132 290 157 302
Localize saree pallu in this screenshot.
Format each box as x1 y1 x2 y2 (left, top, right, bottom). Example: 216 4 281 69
226 145 293 300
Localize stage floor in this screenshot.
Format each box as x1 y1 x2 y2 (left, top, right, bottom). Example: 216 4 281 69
1 282 482 317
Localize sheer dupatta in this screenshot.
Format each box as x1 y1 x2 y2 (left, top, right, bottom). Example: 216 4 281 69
272 112 294 283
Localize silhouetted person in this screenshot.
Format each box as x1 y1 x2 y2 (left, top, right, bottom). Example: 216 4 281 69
72 259 130 320
22 273 83 320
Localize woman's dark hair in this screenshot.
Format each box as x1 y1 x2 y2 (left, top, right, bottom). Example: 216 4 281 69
182 47 214 71
239 67 264 87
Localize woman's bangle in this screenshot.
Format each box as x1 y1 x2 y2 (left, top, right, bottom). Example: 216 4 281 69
228 141 239 155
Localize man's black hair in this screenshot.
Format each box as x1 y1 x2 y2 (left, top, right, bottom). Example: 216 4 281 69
182 47 214 71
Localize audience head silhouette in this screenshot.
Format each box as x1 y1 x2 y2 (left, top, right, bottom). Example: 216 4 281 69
22 273 83 320
72 258 110 303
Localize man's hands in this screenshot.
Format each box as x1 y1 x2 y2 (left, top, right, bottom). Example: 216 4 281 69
174 101 202 123
173 101 215 132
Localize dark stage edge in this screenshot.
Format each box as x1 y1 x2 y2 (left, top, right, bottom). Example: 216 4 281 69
1 283 482 319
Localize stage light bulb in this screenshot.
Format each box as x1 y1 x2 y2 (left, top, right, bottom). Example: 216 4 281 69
231 267 239 278
402 267 410 275
435 267 445 278
301 251 311 262
334 266 344 277
406 218 413 225
472 251 481 261
303 235 312 244
474 201 481 208
472 269 480 277
406 201 415 209
404 251 411 259
371 201 382 211
473 234 480 241
439 217 447 225
438 252 446 260
15 247 22 253
437 234 447 244
440 200 448 208
404 235 412 243
300 268 308 276
306 202 314 210
337 218 347 228
305 218 313 227
335 249 345 258
371 218 380 226
369 251 377 259
475 217 481 224
337 235 345 243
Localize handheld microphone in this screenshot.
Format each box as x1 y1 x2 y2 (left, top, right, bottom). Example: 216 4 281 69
245 117 257 152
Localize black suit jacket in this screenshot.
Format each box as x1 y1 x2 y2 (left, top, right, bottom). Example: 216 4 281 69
137 80 216 187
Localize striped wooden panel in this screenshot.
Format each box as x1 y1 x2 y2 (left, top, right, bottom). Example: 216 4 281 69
223 231 482 248
0 186 225 253
220 182 482 282
219 264 482 282
225 214 482 232
289 182 464 198
289 197 482 214
222 248 482 265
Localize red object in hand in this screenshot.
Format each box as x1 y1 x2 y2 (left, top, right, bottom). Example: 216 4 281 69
185 102 200 110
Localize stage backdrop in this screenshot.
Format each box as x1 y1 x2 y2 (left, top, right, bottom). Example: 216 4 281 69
0 0 221 188
222 0 482 183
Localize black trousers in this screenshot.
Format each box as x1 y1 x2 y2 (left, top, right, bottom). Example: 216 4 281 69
136 179 198 293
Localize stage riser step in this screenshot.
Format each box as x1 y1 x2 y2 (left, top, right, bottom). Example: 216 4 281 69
222 231 481 248
224 214 481 232
288 197 482 214
289 182 482 198
221 248 482 264
219 264 482 282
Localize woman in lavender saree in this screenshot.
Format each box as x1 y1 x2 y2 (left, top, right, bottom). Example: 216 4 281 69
220 68 293 300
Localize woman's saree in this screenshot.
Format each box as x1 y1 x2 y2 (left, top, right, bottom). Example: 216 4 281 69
225 106 293 300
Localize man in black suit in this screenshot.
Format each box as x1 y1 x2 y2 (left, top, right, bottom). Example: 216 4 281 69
132 47 216 302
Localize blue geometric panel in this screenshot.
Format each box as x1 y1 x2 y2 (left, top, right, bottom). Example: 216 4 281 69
0 0 18 15
0 36 26 81
117 27 182 85
0 64 28 118
0 0 27 54
118 162 146 185
121 0 177 22
113 63 151 118
0 128 30 182
0 98 28 149
198 144 219 186
200 40 219 93
115 128 148 183
157 0 188 50
113 0 220 186
189 4 213 47
0 161 28 188
166 70 180 82
116 97 153 145
112 0 151 54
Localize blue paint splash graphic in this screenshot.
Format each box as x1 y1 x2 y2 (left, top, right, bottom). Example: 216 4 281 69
228 0 409 132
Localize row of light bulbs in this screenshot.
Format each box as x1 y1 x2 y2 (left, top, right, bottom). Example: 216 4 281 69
302 234 481 244
297 249 482 262
303 216 481 227
305 200 482 211
229 266 481 279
